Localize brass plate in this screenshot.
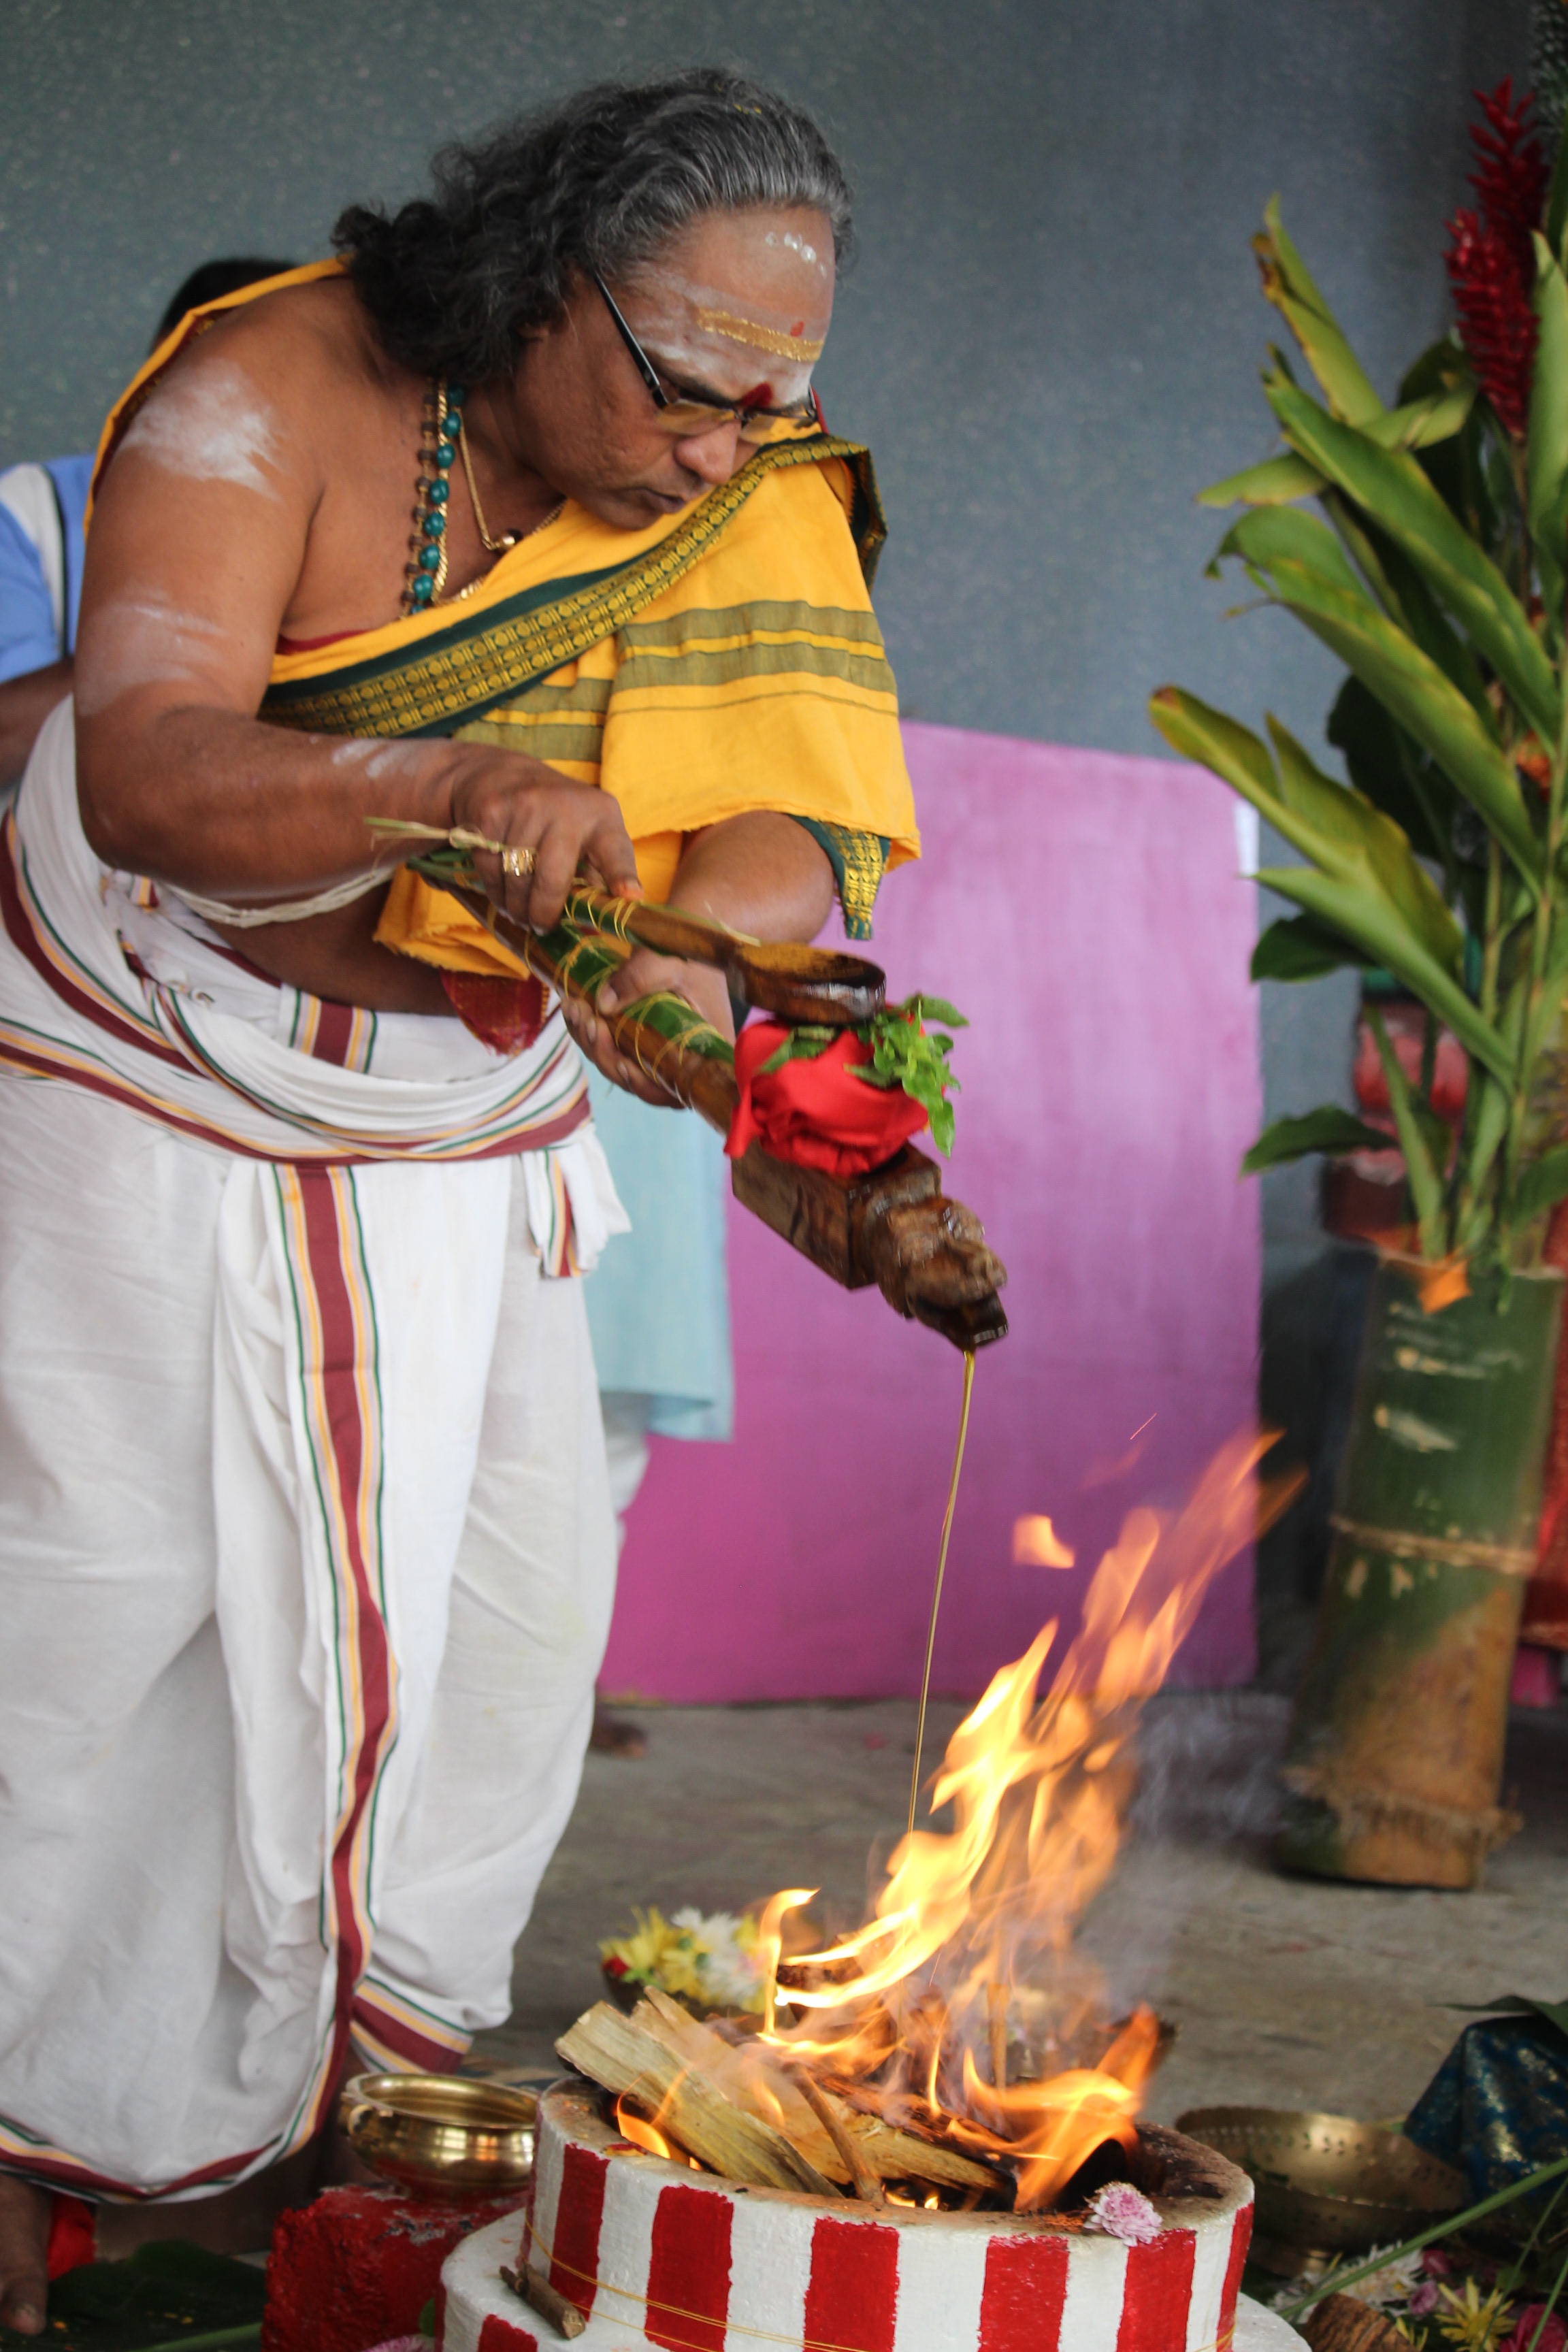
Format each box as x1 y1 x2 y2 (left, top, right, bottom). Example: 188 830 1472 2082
340 2072 537 2202
1175 2106 1466 2274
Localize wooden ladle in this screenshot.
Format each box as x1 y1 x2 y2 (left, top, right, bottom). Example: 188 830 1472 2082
559 885 884 1027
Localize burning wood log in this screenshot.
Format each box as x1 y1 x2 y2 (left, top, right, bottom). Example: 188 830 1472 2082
788 2067 887 2206
557 1995 1002 2201
555 2003 836 2195
623 1989 999 2196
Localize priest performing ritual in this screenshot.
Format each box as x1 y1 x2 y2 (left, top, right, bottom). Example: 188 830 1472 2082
0 69 1005 2332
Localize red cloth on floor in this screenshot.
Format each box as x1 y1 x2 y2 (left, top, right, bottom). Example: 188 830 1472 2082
440 973 547 1055
46 2193 96 2280
725 1020 930 1179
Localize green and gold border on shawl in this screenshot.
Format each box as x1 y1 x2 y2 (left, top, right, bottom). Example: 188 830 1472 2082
261 437 885 741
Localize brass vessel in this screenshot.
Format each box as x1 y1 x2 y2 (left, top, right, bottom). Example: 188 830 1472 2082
1175 2106 1465 2274
340 2072 537 2202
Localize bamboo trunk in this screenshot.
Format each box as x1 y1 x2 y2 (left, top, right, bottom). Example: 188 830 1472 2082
1277 1255 1563 1889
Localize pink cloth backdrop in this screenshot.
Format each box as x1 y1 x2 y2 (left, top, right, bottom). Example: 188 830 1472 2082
600 723 1262 1703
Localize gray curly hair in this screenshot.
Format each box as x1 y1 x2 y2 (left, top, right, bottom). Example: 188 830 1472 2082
335 69 852 384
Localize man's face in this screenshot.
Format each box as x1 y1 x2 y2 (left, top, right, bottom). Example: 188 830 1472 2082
512 204 836 529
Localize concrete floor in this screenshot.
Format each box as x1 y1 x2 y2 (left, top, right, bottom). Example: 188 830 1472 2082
471 1691 1568 2129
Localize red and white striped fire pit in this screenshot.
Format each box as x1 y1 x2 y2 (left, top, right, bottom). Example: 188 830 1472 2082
437 2085 1303 2352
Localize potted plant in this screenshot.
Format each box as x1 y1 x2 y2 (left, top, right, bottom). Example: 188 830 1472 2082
1150 84 1568 1888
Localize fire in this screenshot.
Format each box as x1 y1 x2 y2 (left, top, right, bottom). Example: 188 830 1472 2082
757 1430 1301 2211
1012 1515 1076 1568
615 2093 700 2168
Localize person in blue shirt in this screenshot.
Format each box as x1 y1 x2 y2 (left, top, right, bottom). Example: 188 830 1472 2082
0 259 295 787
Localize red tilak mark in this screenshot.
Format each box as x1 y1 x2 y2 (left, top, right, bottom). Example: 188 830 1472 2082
1117 2227 1197 2352
647 2183 732 2352
803 2217 898 2352
738 381 773 408
979 2230 1069 2351
791 319 806 336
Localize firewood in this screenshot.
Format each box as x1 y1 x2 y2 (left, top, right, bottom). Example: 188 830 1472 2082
850 2113 1002 2193
1299 2293 1407 2352
502 2261 587 2340
790 2068 887 2206
823 2081 1007 2193
633 1993 999 2196
555 2003 836 2196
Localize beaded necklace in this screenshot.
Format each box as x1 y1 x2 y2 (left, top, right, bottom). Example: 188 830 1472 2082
401 379 564 617
402 379 464 615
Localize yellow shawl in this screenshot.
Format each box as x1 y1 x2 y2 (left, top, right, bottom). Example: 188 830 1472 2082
92 262 919 978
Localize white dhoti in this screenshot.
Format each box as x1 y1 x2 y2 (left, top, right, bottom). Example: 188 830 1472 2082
0 705 625 2198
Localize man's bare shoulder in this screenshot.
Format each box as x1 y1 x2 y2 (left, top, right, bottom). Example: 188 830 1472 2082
109 277 404 504
189 276 393 400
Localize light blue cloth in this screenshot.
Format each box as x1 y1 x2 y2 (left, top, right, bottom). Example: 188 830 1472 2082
583 1073 734 1442
0 452 94 679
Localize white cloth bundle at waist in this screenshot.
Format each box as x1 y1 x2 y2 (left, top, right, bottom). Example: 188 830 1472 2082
0 698 627 1262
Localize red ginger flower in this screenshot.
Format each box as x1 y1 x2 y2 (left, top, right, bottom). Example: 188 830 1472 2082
1446 78 1548 436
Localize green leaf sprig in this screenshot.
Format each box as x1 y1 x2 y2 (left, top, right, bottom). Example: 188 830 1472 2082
755 994 968 1155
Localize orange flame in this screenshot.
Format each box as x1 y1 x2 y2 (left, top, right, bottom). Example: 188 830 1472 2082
1013 1515 1076 1568
615 2092 701 2168
760 1430 1301 2211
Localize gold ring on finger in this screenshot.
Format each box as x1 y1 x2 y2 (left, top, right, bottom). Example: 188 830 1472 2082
502 845 536 880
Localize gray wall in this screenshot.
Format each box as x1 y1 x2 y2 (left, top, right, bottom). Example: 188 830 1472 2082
0 0 1531 1269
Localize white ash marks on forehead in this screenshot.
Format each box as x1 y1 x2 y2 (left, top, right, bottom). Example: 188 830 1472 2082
75 590 237 718
120 359 287 500
764 227 831 280
630 273 830 406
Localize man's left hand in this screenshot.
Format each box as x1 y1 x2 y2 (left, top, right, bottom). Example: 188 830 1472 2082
559 945 736 1107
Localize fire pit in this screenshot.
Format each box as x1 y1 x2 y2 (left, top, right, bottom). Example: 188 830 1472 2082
438 1437 1312 2349
438 2085 1282 2350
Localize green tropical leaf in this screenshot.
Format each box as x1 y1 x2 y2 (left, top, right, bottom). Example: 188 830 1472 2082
1196 385 1473 510
1515 1147 1568 1224
1255 862 1505 1078
1365 1004 1445 1254
1240 1106 1394 1173
1326 675 1453 872
1529 236 1568 642
1371 378 1475 451
1216 503 1365 596
1256 197 1383 424
1198 453 1324 508
1250 913 1375 982
1149 686 1512 1080
1255 557 1542 890
1268 719 1458 964
1265 376 1562 747
1320 494 1493 723
1549 116 1568 262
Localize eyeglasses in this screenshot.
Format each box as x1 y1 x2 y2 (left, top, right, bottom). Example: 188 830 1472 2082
591 271 823 446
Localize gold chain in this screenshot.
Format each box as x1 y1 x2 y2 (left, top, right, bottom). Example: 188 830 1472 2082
457 391 564 556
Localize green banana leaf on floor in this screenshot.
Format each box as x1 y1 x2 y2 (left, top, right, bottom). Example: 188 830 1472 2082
0 2240 264 2352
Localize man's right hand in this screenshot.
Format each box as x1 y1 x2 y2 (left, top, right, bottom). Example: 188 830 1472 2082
446 745 642 930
